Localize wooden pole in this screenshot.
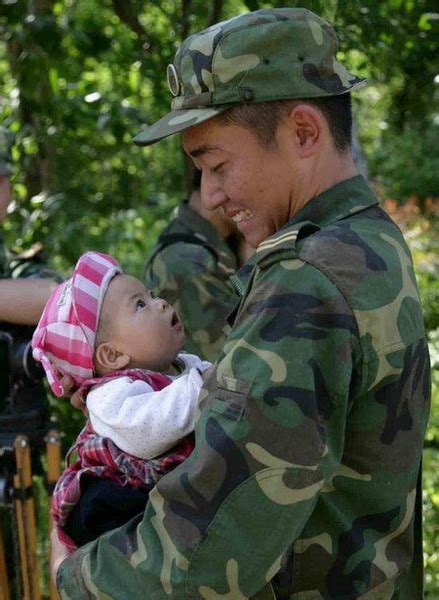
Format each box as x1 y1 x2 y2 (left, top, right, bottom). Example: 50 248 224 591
13 435 41 600
46 429 61 600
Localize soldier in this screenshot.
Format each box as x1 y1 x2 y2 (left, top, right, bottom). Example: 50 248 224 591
53 9 430 599
144 168 240 362
0 127 58 322
0 127 60 597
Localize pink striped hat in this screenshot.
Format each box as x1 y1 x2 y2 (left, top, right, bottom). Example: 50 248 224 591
32 251 122 397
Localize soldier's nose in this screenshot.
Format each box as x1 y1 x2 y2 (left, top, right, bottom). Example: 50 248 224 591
201 173 227 211
203 187 228 211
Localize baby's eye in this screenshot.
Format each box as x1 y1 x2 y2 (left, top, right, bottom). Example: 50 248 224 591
136 299 146 310
148 290 156 299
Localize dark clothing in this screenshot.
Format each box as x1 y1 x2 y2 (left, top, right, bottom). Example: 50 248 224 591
64 478 150 547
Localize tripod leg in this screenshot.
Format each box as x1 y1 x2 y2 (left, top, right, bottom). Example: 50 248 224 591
13 435 41 600
46 429 61 600
0 524 10 600
13 449 31 600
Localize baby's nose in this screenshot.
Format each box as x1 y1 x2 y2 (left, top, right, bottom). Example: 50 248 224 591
157 298 168 311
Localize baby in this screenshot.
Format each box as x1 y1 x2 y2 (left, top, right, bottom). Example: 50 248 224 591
32 251 210 549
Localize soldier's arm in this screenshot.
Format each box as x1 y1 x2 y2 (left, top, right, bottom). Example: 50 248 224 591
0 278 58 324
56 257 360 599
146 243 237 360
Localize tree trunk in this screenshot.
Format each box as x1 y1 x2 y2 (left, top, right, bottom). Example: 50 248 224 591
6 0 59 200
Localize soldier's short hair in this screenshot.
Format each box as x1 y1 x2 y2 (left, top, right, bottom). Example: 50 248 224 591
217 93 352 153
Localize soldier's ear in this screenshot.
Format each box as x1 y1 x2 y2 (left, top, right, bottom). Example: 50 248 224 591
286 103 322 157
94 342 130 373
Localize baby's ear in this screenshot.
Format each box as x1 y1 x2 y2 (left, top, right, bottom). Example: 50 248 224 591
95 342 130 372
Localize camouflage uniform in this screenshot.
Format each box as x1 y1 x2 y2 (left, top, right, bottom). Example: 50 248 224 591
144 201 238 361
57 9 430 600
1 129 61 596
0 127 60 400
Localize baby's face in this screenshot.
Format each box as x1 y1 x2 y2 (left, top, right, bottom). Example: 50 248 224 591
99 274 185 372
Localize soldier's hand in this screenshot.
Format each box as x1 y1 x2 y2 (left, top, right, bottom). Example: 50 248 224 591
50 526 72 584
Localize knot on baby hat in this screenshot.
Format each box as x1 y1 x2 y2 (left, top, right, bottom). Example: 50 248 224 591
32 251 122 397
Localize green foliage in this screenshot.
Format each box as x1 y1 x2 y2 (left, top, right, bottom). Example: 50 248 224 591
0 0 437 271
0 1 437 596
369 127 439 205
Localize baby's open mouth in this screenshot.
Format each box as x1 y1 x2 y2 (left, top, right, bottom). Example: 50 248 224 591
171 311 181 329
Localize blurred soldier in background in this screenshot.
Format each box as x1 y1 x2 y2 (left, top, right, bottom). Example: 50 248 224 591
144 168 247 362
0 125 60 598
0 127 58 322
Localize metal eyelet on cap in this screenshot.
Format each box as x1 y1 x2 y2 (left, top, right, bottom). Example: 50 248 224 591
167 64 181 97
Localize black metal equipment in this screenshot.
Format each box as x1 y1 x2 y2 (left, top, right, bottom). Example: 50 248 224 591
0 325 61 600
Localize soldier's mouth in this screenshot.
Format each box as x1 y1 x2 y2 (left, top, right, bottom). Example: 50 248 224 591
231 209 253 223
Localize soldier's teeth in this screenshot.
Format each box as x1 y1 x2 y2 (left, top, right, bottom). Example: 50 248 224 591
232 210 253 223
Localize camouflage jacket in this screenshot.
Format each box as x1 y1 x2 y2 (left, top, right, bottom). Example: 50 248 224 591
0 234 58 281
144 202 238 362
57 176 430 599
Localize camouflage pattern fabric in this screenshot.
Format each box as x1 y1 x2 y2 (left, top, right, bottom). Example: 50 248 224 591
144 201 238 362
57 176 430 599
0 240 60 282
133 8 366 146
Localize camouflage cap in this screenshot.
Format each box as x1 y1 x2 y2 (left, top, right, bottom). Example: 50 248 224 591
134 8 366 146
0 127 13 177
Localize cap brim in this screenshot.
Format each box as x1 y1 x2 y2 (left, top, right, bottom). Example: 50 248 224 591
133 106 228 146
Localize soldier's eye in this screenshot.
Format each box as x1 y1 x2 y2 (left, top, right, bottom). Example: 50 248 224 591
210 162 224 174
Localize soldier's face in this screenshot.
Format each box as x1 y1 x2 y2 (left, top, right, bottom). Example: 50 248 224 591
0 177 12 223
183 117 303 247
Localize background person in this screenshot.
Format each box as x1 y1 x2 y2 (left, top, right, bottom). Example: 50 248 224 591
0 127 58 323
144 168 244 362
0 126 60 597
54 9 430 599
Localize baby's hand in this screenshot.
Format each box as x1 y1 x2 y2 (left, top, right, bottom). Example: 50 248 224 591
198 364 214 382
59 374 89 416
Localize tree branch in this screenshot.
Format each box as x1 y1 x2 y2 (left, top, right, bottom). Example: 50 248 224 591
207 0 224 27
112 0 152 50
181 0 192 41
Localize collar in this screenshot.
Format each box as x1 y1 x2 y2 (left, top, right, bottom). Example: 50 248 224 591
177 202 224 248
288 175 378 229
230 175 378 300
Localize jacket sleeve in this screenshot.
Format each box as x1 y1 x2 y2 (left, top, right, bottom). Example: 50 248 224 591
145 242 237 361
57 257 361 599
